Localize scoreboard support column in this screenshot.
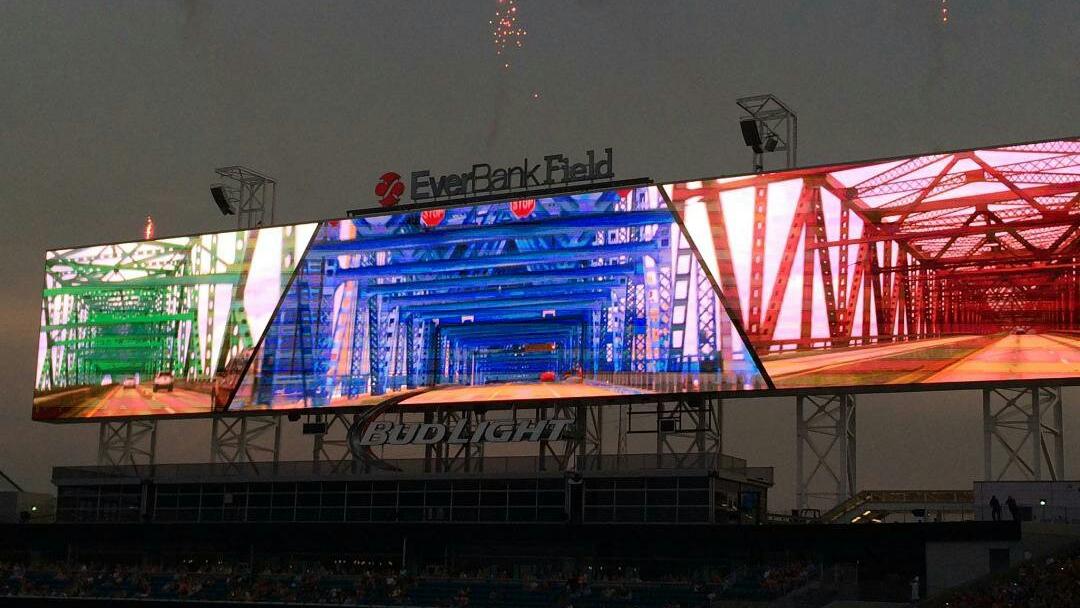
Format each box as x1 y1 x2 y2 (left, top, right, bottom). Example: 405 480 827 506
210 415 282 471
654 395 723 469
97 420 158 470
537 402 600 472
312 413 360 473
795 393 856 512
982 386 1065 481
425 408 486 473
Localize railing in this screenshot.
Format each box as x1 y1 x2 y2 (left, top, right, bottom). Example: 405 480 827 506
818 489 974 523
972 504 1080 524
589 370 766 392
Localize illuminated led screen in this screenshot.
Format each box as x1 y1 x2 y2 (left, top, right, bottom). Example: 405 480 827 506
33 136 1080 420
666 136 1080 389
34 188 763 420
35 225 320 420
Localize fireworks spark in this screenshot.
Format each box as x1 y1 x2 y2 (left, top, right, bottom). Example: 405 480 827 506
940 0 949 24
490 0 526 69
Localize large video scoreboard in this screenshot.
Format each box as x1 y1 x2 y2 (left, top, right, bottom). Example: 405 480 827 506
34 136 1080 420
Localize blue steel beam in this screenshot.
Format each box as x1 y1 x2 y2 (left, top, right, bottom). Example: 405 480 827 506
450 339 576 350
329 241 659 278
405 295 609 317
362 264 637 296
447 332 578 345
368 295 384 395
439 325 580 343
434 319 584 332
442 326 581 348
386 283 620 308
315 210 673 253
414 307 598 324
450 342 577 352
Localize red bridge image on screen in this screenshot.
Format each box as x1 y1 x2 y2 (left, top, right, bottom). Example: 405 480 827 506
666 137 1080 389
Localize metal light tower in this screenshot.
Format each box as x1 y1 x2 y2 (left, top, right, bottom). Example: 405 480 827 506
736 94 798 172
212 166 277 229
208 165 281 467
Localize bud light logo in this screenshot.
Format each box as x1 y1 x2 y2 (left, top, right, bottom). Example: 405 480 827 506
375 172 405 207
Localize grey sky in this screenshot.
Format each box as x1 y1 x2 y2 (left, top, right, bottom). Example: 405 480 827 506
1 1 1078 510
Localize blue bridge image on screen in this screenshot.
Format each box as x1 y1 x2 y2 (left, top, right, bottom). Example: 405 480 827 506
227 187 765 411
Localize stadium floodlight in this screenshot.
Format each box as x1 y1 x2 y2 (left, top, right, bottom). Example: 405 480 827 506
211 167 276 229
736 94 797 172
210 184 235 216
739 119 763 153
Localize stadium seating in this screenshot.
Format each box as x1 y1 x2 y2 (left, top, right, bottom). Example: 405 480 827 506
923 542 1080 607
0 558 817 607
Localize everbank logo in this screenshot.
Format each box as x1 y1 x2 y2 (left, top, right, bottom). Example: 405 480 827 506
374 148 614 208
375 171 405 207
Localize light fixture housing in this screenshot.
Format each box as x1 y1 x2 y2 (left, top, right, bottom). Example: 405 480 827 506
210 185 235 215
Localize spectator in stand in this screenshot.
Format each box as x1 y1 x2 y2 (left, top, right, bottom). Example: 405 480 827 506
0 556 825 606
989 495 1002 521
929 549 1080 607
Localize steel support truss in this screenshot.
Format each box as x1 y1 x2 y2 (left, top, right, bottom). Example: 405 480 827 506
210 415 281 470
214 165 276 229
425 408 486 473
312 413 360 473
537 404 602 472
983 386 1065 481
796 394 856 511
626 395 723 470
736 93 797 172
97 420 157 469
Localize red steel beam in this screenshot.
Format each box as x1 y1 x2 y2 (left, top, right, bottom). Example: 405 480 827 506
869 182 1080 219
806 214 1080 249
808 185 841 337
746 185 769 335
758 185 813 342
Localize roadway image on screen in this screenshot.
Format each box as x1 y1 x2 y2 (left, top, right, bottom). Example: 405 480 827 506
32 374 211 418
666 137 1080 389
33 225 317 420
226 188 765 413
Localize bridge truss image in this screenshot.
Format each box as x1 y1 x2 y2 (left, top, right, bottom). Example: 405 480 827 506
34 225 318 419
667 137 1080 390
33 136 1080 421
229 187 765 413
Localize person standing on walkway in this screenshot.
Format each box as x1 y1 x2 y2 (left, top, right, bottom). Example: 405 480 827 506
1005 495 1020 521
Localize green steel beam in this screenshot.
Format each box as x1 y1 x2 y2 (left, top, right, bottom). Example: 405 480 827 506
42 312 194 331
51 336 169 347
43 272 241 296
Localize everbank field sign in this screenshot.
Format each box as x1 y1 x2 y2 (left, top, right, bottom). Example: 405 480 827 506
376 148 614 207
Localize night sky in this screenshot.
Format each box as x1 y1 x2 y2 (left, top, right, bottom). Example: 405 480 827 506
1 1 1078 510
